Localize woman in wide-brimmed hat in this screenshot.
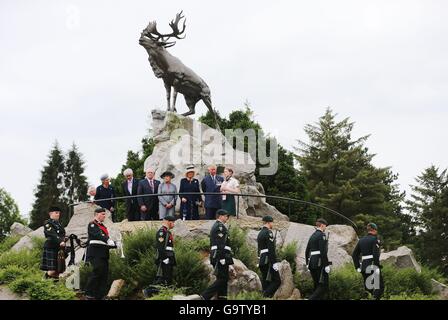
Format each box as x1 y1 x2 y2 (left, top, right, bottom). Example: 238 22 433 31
158 171 177 219
179 166 202 220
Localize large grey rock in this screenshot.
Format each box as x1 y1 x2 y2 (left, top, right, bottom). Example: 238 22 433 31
11 226 44 251
273 260 300 300
144 109 288 221
431 279 448 300
203 257 262 298
380 246 421 272
9 222 32 237
282 223 358 272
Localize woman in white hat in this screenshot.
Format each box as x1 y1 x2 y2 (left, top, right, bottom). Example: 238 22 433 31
179 166 202 220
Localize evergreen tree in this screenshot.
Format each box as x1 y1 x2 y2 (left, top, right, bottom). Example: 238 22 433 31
407 166 448 275
295 108 407 249
63 143 89 225
29 142 66 229
200 105 309 222
0 187 25 240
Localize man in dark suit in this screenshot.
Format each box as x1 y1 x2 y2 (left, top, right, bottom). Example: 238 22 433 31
137 167 160 220
201 164 224 220
122 168 140 221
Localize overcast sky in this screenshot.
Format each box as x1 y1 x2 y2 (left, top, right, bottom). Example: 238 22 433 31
1 0 447 219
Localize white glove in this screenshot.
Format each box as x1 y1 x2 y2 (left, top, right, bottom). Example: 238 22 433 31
272 263 280 271
163 258 170 265
357 268 362 273
324 265 331 273
220 259 226 265
107 239 116 247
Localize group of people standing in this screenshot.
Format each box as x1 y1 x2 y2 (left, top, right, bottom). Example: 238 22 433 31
91 164 240 223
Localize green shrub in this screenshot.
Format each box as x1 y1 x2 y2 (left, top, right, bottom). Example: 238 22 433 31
173 238 209 294
328 264 367 300
8 273 41 294
388 293 438 300
278 241 297 273
294 271 314 297
27 280 77 300
122 228 157 266
382 264 433 298
0 236 21 254
148 286 186 300
0 248 40 269
229 223 258 270
0 265 29 284
229 291 267 300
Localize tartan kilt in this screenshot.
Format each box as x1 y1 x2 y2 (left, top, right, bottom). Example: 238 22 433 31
40 247 58 271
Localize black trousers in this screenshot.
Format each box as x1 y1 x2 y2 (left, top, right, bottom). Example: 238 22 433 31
155 263 174 286
205 207 219 220
201 264 229 300
362 270 384 300
141 207 159 221
259 264 281 297
126 203 140 221
85 256 109 299
309 267 329 300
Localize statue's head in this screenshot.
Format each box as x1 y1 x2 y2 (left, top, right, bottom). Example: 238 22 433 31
139 11 186 51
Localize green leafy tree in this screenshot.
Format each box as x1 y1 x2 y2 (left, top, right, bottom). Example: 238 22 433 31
407 166 448 275
0 188 25 240
29 142 66 229
295 108 407 248
200 105 309 222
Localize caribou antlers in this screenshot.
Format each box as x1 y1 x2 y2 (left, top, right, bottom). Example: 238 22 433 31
143 11 186 48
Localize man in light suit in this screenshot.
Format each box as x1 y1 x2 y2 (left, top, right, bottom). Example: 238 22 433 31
201 165 224 220
122 168 140 221
137 168 160 221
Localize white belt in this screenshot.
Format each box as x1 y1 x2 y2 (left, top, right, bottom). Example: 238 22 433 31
165 246 174 251
210 245 232 251
89 240 108 246
362 255 373 260
310 251 321 256
260 249 269 254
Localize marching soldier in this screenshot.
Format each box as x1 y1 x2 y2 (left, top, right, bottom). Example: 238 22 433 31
201 209 235 300
154 215 176 285
305 218 331 300
85 207 117 300
257 215 281 297
352 222 384 300
40 206 67 279
142 216 177 298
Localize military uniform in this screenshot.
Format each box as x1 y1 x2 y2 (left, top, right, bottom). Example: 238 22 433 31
352 233 384 299
40 219 66 272
305 229 330 300
257 226 281 297
84 219 116 299
155 225 176 285
201 219 234 300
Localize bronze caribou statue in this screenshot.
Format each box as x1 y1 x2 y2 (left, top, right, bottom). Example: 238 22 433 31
139 11 220 127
